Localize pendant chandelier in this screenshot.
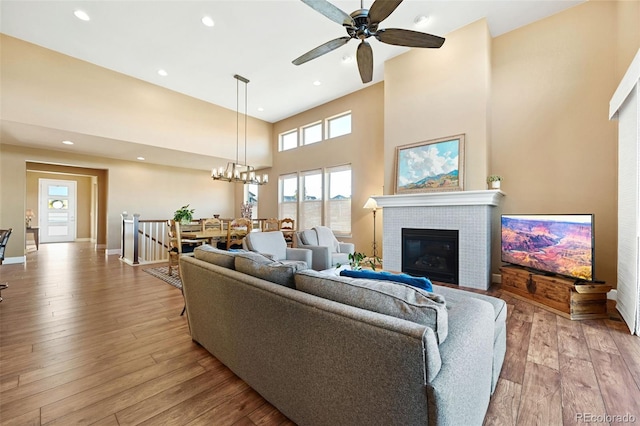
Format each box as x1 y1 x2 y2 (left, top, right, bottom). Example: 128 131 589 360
211 74 268 185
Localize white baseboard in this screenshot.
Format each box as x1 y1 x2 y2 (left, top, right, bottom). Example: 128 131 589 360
106 248 121 256
607 289 617 301
492 273 502 284
3 256 25 264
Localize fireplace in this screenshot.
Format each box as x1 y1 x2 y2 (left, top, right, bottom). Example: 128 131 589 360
374 190 504 290
402 228 459 284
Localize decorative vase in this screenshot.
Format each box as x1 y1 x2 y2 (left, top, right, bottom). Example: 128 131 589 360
180 218 191 225
491 181 501 189
240 203 253 219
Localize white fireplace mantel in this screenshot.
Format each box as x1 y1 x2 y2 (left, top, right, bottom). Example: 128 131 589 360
373 190 504 208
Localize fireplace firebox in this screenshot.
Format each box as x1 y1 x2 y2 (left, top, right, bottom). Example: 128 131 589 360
402 228 459 284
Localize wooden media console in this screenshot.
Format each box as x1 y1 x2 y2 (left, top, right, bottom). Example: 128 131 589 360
500 265 612 320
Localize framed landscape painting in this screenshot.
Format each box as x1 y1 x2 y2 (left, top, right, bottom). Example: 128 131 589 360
394 134 465 194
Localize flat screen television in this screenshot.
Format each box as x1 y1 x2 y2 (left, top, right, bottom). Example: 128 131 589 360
501 214 595 281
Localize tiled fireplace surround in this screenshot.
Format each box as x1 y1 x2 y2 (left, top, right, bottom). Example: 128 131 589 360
373 190 504 291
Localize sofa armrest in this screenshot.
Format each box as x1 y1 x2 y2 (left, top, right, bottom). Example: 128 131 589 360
285 247 312 268
338 242 355 254
300 245 332 270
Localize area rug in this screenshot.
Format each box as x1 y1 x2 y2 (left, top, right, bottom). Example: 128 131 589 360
143 266 182 290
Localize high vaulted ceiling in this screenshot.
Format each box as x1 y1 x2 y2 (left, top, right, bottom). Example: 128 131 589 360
0 0 583 168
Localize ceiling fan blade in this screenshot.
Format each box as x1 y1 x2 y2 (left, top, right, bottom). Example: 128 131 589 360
300 0 355 27
356 41 373 84
292 36 352 65
368 0 403 25
376 28 445 48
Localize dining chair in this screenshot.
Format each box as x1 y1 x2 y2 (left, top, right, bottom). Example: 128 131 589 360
167 220 203 277
279 218 295 247
201 217 223 233
262 218 280 232
226 218 252 250
0 228 13 302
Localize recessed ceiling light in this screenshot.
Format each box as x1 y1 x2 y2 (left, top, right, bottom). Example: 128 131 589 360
157 69 168 77
257 107 264 112
414 15 430 28
201 16 215 27
342 55 354 64
62 140 74 145
137 156 145 161
74 10 90 21
313 80 322 86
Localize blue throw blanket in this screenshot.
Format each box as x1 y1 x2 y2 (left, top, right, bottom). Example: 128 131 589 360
340 269 433 292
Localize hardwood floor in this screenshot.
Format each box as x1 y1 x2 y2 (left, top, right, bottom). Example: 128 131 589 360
1 242 639 425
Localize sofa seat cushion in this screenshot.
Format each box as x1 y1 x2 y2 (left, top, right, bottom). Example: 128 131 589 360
295 269 448 343
431 285 507 339
235 252 307 288
194 244 242 269
340 269 433 292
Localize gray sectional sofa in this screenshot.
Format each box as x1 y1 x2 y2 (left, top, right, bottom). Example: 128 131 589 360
180 245 507 426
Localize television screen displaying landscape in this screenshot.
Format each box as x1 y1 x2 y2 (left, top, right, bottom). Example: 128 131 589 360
501 214 594 281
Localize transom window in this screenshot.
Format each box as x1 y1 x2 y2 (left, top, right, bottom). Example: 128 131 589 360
278 112 351 152
279 130 298 151
327 112 351 139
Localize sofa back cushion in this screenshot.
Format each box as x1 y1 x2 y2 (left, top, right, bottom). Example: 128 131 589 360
295 269 448 343
194 244 239 269
235 252 307 288
245 231 287 260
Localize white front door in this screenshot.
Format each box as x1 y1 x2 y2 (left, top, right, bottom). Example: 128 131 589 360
39 179 77 243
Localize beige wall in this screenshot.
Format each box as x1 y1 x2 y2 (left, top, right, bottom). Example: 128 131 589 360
266 83 385 255
384 19 492 193
0 35 272 168
491 1 639 287
0 143 238 258
26 170 93 240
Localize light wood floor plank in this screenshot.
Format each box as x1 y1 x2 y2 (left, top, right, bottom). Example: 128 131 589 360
500 317 531 384
1 242 638 426
517 362 563 426
590 348 640 421
559 355 607 426
527 308 559 370
483 378 522 426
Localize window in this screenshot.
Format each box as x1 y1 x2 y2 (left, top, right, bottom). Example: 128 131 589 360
277 165 352 235
279 174 298 221
244 183 258 219
302 122 322 145
326 165 351 235
327 112 351 139
279 130 298 151
300 170 323 230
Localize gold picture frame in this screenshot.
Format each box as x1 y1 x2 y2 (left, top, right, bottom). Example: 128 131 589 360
394 134 465 194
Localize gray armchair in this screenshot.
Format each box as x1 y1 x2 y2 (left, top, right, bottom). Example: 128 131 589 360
293 226 355 271
243 231 312 268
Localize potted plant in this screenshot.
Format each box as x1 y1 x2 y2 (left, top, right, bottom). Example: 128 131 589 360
344 252 382 271
174 204 195 225
487 175 502 189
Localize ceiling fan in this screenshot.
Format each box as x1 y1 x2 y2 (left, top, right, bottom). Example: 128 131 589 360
292 0 445 84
